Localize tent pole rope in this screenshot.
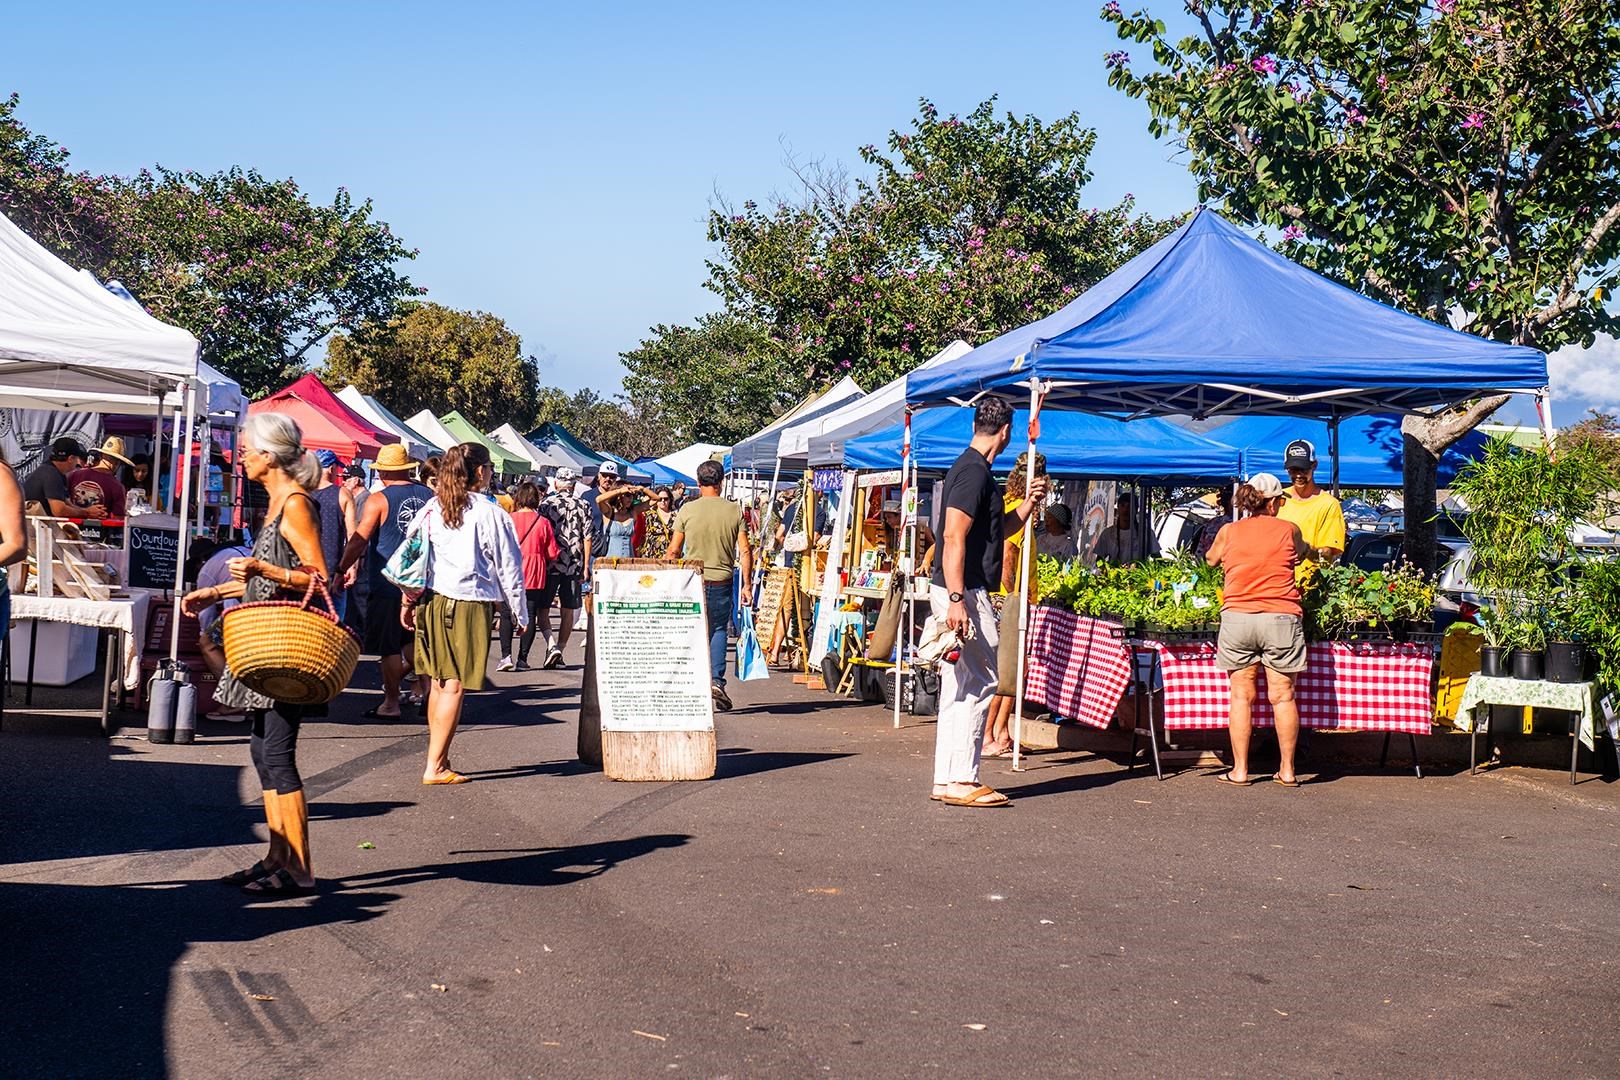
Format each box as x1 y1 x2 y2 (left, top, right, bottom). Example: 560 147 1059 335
1012 380 1045 773
168 378 198 660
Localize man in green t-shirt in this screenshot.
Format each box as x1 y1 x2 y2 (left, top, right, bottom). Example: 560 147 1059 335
666 459 753 712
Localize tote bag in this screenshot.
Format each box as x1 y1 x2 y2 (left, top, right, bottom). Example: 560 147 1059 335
735 607 770 682
383 509 432 597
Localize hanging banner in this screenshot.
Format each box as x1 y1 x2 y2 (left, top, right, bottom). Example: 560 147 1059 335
593 564 715 732
812 468 845 493
0 409 104 482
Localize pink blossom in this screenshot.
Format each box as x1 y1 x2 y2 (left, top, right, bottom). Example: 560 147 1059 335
1103 0 1120 12
1283 225 1303 242
1467 279 1482 291
1435 0 1455 12
1105 50 1130 68
1346 106 1367 125
852 274 865 284
1253 55 1279 75
1462 111 1486 130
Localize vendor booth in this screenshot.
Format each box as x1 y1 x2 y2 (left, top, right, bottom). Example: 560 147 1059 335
0 207 205 730
632 457 696 487
904 206 1551 771
251 374 390 461
525 422 610 472
336 384 439 459
489 423 564 473
1194 413 1491 489
436 410 530 475
406 410 463 456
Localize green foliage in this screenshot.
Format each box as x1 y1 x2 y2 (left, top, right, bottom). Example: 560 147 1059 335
1102 0 1620 353
1302 560 1436 639
532 386 674 462
1570 558 1620 690
1037 550 1224 631
0 95 419 397
624 98 1177 439
324 303 540 432
621 313 789 445
1451 433 1620 647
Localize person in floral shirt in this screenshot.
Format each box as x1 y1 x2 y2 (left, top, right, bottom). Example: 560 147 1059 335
536 469 594 669
638 486 675 558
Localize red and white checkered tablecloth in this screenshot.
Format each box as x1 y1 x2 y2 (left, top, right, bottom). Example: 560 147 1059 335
1143 639 1435 734
1024 606 1133 730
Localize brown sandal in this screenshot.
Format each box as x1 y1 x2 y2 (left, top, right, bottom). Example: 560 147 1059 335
940 785 1010 808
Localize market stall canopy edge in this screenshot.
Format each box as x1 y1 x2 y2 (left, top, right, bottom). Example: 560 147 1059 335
905 207 1547 419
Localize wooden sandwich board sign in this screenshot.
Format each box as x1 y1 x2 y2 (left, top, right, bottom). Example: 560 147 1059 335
755 566 793 660
579 558 716 780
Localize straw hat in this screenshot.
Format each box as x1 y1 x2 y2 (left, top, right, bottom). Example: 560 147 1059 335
374 443 418 473
93 436 134 468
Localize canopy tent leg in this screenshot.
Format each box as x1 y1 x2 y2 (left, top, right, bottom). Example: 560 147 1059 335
1011 381 1045 773
764 457 783 604
1536 388 1556 448
150 407 164 508
168 379 198 660
1329 412 1341 497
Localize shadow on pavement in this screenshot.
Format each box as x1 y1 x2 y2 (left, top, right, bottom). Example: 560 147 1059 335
1 877 399 1079
716 748 855 778
339 833 692 891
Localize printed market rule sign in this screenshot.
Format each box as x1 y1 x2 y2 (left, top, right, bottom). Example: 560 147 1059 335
588 561 717 780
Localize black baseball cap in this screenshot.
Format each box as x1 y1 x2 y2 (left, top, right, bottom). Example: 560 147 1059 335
1284 439 1317 469
49 437 86 460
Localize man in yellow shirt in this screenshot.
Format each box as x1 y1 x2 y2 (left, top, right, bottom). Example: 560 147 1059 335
1276 439 1345 564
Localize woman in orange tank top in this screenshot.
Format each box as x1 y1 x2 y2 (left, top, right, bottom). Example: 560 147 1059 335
1204 474 1312 788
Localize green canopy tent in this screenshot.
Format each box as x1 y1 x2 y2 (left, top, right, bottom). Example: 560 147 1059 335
438 410 531 475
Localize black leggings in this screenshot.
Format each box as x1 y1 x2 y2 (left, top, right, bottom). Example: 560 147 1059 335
498 588 548 662
250 706 304 795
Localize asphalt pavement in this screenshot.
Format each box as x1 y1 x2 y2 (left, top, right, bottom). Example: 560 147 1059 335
3 633 1617 1079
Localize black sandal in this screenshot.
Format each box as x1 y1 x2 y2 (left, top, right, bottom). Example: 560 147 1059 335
220 861 273 886
241 868 314 896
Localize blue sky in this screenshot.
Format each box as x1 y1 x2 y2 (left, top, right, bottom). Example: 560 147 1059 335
5 1 1594 426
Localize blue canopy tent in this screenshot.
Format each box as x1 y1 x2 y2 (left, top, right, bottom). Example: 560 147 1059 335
845 407 1240 479
903 206 1550 769
633 457 696 487
906 207 1548 422
597 451 653 483
1191 414 1491 488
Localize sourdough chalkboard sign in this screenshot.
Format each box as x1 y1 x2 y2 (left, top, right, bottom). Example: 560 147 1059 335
127 518 182 592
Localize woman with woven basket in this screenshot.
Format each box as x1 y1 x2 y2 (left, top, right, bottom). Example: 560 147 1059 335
401 441 526 785
182 413 330 896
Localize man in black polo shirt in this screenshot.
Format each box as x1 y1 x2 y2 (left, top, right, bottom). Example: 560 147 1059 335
23 437 102 518
930 397 1048 808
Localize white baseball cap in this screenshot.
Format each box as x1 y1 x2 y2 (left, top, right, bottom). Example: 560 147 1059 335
1248 472 1286 498
598 460 621 478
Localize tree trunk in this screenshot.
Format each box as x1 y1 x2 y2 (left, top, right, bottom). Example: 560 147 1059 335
1401 394 1511 573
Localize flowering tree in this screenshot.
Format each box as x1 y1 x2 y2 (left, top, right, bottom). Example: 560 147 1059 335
622 313 788 446
1101 0 1620 567
324 302 541 432
623 98 1175 440
0 95 419 397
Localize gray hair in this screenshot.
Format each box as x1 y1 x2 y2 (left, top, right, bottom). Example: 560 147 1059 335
242 412 321 490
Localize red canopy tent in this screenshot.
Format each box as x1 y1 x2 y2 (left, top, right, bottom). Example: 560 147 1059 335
248 373 392 461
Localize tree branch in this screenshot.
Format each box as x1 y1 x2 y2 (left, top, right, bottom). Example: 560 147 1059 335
1530 199 1620 334
1406 394 1511 453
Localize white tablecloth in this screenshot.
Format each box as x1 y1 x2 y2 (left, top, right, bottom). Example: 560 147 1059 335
12 592 152 690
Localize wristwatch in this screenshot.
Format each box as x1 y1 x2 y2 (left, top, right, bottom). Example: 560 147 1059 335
949 591 964 603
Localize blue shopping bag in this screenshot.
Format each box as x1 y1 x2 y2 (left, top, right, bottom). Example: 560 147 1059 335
735 607 770 682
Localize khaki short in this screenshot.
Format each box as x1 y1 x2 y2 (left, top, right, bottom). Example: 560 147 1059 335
1216 611 1307 674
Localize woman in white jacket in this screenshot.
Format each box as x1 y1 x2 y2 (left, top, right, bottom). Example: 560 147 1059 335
403 441 526 785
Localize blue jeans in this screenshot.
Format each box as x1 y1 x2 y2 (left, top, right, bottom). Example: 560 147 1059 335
704 580 733 688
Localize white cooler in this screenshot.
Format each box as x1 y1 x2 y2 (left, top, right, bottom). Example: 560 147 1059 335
8 620 100 686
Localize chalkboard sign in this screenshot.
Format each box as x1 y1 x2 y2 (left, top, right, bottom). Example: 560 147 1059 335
755 567 795 659
127 521 182 591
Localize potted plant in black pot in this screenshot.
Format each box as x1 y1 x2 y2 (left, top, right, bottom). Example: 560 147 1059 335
1544 591 1587 684
1506 614 1546 681
1474 601 1510 677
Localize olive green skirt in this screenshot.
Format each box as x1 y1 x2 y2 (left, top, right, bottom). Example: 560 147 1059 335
415 593 494 688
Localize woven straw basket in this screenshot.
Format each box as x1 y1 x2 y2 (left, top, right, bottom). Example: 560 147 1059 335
223 571 360 706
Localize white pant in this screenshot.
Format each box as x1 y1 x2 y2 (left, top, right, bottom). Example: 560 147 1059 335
930 585 999 786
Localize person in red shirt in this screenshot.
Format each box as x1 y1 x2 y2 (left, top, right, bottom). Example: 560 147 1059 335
1204 472 1312 788
500 480 560 671
68 437 133 517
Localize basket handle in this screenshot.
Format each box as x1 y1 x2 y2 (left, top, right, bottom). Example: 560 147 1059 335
290 565 341 621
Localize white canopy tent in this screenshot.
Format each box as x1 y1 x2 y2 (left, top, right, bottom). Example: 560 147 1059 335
0 208 202 660
727 376 865 471
405 410 460 454
656 442 728 481
776 340 972 466
488 423 572 471
336 385 437 459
